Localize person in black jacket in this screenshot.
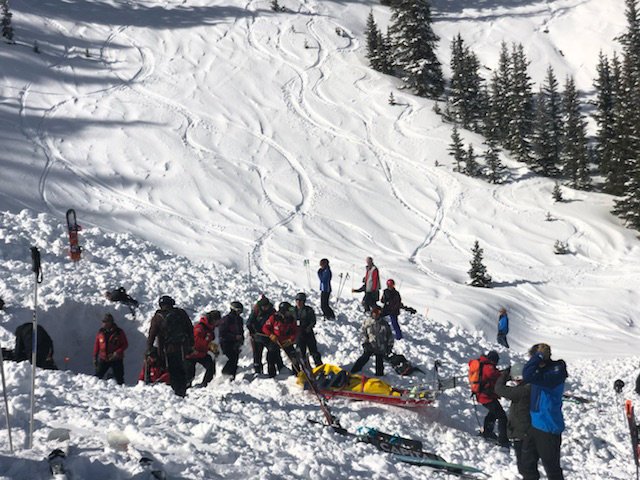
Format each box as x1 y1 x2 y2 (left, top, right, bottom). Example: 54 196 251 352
14 323 57 369
380 279 404 340
494 363 532 475
246 295 276 375
294 293 323 366
219 301 245 380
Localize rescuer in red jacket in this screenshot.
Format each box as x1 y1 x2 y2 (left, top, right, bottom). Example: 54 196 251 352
93 313 128 385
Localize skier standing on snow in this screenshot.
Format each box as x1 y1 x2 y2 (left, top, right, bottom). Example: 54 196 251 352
246 295 275 375
138 347 170 384
219 301 245 380
494 362 531 475
350 306 393 376
351 256 380 312
475 350 509 447
521 343 568 480
146 295 194 397
93 313 129 385
262 302 299 377
294 292 323 366
13 322 57 370
185 311 219 388
497 307 509 348
380 279 404 340
317 258 336 320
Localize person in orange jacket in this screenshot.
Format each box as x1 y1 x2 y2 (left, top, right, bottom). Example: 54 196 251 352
138 347 170 385
186 311 219 388
93 313 128 385
261 302 298 377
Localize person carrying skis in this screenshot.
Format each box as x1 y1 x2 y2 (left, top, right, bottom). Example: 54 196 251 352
294 292 323 366
261 302 299 377
474 350 509 447
219 301 245 380
246 295 276 375
13 322 57 370
351 306 393 376
146 295 194 397
497 307 509 348
351 256 380 312
93 313 129 385
185 311 219 388
380 278 407 340
317 258 336 320
138 347 170 385
494 362 531 475
521 343 568 480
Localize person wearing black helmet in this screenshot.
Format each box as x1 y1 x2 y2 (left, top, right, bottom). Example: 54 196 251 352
146 295 194 397
350 306 393 376
294 293 323 366
185 310 219 388
219 301 245 380
261 302 299 377
246 295 276 375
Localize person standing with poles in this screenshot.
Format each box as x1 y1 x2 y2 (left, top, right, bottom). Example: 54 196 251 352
294 293 323 366
351 256 380 313
28 246 43 449
146 295 194 397
317 258 336 321
497 307 509 348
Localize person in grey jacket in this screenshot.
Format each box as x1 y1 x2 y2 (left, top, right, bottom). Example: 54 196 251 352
350 306 394 376
494 362 532 476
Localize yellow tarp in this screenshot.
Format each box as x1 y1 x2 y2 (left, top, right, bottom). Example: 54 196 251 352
297 363 403 397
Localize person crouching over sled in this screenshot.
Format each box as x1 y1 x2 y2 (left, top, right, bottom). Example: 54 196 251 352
350 305 393 376
261 302 299 377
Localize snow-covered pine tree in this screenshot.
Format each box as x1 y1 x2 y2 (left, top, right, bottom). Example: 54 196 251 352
447 34 485 131
449 126 465 172
468 240 492 287
554 240 570 255
270 0 280 11
593 51 616 180
1 0 13 43
376 29 393 74
389 0 443 98
365 11 381 70
485 43 511 144
531 66 562 176
506 43 534 163
552 182 563 202
561 76 591 190
484 138 506 184
465 144 480 177
388 92 396 105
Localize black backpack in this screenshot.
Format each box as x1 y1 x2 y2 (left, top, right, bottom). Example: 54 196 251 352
162 309 189 346
387 353 423 376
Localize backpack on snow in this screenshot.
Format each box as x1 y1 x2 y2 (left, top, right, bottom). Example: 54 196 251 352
468 358 487 396
161 310 189 346
387 353 423 376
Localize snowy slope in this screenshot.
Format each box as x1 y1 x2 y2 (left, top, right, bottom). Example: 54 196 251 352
0 0 639 477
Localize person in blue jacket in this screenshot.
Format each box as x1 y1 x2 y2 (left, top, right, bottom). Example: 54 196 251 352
317 258 336 320
497 307 509 348
521 343 568 480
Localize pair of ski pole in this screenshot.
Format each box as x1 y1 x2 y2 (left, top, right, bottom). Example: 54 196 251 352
336 272 349 300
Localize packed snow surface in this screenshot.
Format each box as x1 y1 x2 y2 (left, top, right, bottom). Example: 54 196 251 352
0 0 638 478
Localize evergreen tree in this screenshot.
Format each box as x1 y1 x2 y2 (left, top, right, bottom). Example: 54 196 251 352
388 92 396 105
465 144 480 177
484 139 506 184
605 54 629 195
506 43 534 163
468 241 492 288
448 34 485 131
448 126 465 172
270 0 280 11
561 76 591 190
389 0 444 97
1 0 13 43
485 43 511 144
531 66 562 176
593 51 616 178
365 11 381 70
376 30 393 74
552 183 563 202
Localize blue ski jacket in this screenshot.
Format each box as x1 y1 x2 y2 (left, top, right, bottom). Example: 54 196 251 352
498 313 509 335
523 352 568 435
318 266 332 293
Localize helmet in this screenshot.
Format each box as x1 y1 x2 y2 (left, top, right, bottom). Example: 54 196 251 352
230 301 244 313
203 310 221 327
257 295 271 308
386 279 395 287
158 295 175 308
487 350 499 364
295 292 306 302
279 301 292 312
371 305 382 316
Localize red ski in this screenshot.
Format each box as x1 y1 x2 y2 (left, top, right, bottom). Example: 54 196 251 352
318 388 435 408
66 209 82 262
625 400 640 480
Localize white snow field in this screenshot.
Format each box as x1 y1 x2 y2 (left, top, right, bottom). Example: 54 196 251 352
0 0 639 478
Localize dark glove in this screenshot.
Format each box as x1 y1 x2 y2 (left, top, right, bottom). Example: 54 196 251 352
537 343 551 361
404 306 417 314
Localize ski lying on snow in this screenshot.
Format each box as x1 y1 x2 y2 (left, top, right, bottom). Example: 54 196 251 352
107 430 167 479
46 428 71 480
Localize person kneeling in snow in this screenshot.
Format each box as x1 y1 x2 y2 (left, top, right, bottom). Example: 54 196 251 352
138 347 170 385
186 311 219 388
13 322 57 370
350 306 393 376
261 302 299 377
93 313 128 385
